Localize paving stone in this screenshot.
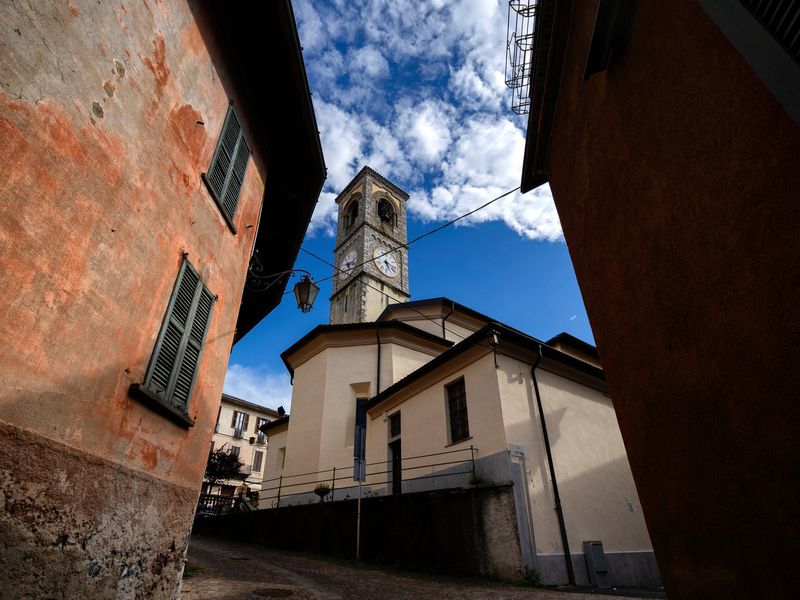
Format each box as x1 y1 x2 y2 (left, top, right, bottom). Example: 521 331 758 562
182 536 658 600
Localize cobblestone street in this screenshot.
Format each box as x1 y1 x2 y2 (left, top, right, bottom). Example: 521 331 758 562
182 536 660 600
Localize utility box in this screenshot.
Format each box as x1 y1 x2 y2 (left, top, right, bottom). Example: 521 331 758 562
583 540 610 588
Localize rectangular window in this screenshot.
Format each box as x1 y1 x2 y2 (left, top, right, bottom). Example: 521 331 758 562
230 445 240 459
278 447 286 470
389 412 401 439
256 417 268 444
253 450 263 472
132 259 214 425
203 104 251 232
231 410 248 438
446 378 470 444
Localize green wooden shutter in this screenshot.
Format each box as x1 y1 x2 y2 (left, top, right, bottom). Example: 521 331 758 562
145 259 215 412
206 105 251 224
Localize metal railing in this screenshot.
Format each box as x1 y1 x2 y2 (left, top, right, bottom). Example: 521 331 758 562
260 445 478 508
505 0 540 115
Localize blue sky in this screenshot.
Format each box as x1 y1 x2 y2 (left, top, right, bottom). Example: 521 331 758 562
223 0 593 409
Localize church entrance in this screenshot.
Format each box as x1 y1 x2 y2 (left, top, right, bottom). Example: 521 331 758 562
388 412 402 495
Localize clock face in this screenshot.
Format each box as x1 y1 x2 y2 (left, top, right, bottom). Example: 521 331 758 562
340 250 357 279
373 248 398 278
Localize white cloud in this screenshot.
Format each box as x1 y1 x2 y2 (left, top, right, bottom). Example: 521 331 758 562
295 0 563 242
396 100 453 164
408 116 563 241
223 364 293 412
350 46 390 78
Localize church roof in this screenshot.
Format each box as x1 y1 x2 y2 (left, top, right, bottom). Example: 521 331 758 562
280 319 452 378
366 322 604 411
334 166 410 204
378 297 494 326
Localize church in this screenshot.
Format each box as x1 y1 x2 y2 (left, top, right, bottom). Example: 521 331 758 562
258 167 661 587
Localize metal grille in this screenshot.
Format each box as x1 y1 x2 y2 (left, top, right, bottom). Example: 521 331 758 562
740 0 800 63
505 0 540 115
446 379 470 443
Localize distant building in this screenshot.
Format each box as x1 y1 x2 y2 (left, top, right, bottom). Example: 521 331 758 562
204 394 280 498
260 170 660 587
0 1 324 597
519 1 799 598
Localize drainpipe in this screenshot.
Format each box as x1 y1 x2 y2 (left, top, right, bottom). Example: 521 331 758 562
375 322 381 394
532 345 575 586
442 300 455 339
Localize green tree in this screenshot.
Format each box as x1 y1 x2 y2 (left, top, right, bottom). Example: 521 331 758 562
203 446 245 494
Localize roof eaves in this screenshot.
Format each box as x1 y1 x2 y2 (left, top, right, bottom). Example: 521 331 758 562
280 319 453 378
521 0 568 193
220 393 281 417
335 166 410 204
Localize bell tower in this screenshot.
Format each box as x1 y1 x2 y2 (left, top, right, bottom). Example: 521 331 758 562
329 167 411 324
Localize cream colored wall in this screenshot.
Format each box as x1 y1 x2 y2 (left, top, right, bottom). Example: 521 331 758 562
365 351 506 490
261 427 288 502
210 401 273 490
388 342 439 382
495 354 652 555
318 344 383 485
281 350 329 489
276 338 443 499
385 308 484 343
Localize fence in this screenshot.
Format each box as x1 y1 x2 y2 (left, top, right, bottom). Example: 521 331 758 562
260 445 478 508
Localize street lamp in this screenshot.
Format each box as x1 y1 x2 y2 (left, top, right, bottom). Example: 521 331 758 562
293 274 319 313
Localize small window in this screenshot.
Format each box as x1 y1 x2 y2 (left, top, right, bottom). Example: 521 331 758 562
203 104 251 232
230 445 240 459
389 412 401 439
132 259 215 424
346 200 359 229
253 450 264 472
446 378 470 444
378 198 395 225
278 447 286 469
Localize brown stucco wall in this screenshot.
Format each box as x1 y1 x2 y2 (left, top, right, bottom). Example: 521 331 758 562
0 1 267 596
544 1 800 599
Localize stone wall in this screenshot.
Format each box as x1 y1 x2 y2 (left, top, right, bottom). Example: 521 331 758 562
0 422 197 599
193 483 525 581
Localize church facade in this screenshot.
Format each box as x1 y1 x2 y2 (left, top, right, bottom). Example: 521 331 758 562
260 168 660 587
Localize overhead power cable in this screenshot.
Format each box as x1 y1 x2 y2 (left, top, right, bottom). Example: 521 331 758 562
311 185 520 287
297 246 467 341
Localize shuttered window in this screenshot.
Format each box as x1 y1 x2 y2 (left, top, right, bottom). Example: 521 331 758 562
143 259 215 414
253 450 264 473
446 378 470 444
204 104 251 232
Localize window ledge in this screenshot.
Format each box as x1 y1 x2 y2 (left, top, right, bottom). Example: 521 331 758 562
445 435 473 448
201 173 238 234
129 383 195 429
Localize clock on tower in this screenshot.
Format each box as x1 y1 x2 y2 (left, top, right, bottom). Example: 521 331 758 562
329 167 411 324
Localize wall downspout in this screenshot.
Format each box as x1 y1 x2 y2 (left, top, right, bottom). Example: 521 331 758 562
375 322 381 394
532 345 575 585
442 300 455 339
